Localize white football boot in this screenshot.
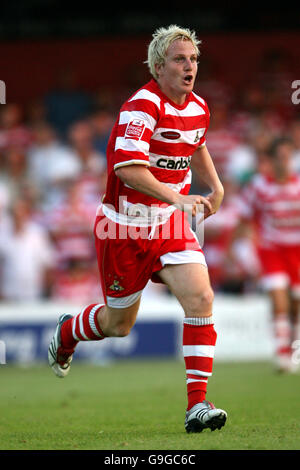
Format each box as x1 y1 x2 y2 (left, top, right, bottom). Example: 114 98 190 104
185 400 227 433
48 314 74 378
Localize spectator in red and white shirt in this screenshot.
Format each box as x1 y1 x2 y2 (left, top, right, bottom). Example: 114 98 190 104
238 137 300 372
0 104 32 151
51 259 101 304
43 181 97 268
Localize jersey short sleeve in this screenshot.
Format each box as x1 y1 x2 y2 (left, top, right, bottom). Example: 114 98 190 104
113 89 161 170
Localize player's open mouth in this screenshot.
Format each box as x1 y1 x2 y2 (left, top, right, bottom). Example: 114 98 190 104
183 75 193 84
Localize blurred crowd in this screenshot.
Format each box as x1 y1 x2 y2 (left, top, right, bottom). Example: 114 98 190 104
0 46 299 302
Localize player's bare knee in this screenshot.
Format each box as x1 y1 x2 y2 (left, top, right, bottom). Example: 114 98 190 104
115 324 132 337
100 304 139 337
107 323 132 337
185 288 214 317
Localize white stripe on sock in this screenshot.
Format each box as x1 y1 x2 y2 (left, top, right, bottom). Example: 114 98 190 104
89 304 104 338
184 317 213 326
79 310 89 340
183 345 215 358
72 316 80 342
186 370 212 377
186 378 208 384
186 369 209 377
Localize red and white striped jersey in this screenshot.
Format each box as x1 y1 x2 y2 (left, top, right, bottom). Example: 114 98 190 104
239 173 300 247
102 79 210 213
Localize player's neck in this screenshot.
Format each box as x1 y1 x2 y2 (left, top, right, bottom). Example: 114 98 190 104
156 80 189 106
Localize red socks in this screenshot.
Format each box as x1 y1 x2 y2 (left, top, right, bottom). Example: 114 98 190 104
61 303 105 350
60 307 217 412
273 313 292 369
183 317 217 411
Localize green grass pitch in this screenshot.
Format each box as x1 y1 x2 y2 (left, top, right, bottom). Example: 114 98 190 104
0 359 299 450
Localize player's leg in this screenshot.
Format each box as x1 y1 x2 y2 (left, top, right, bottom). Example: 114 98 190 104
268 287 292 372
288 247 300 368
48 298 141 377
157 262 227 432
257 246 293 372
289 294 300 372
61 296 141 345
290 295 300 343
97 299 141 337
158 262 214 318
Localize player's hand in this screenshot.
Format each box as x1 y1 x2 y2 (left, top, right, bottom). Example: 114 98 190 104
204 187 224 219
174 194 213 217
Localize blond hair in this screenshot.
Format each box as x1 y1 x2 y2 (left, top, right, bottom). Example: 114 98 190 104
145 25 201 80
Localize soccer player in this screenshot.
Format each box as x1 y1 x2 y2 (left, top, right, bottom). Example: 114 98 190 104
238 137 300 373
48 25 227 433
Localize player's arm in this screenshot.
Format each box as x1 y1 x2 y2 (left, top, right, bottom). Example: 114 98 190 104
115 164 213 216
191 144 224 218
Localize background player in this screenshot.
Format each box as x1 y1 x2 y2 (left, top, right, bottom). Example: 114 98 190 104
48 25 227 433
237 137 300 372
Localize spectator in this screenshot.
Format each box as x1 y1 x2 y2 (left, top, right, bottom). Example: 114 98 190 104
27 122 81 206
25 99 48 128
67 119 106 176
43 181 97 269
0 104 32 152
89 107 115 156
0 146 36 207
66 119 107 207
0 199 55 301
51 259 101 304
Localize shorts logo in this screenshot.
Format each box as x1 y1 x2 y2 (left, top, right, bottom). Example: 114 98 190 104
109 280 125 291
125 119 146 140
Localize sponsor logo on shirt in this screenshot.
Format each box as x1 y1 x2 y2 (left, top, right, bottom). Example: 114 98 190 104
156 156 191 170
125 119 146 140
160 131 181 140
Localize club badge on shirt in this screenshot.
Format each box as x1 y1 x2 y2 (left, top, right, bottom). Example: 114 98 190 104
194 130 201 143
125 119 146 140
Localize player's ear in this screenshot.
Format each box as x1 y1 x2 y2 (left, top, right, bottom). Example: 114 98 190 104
155 61 164 79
